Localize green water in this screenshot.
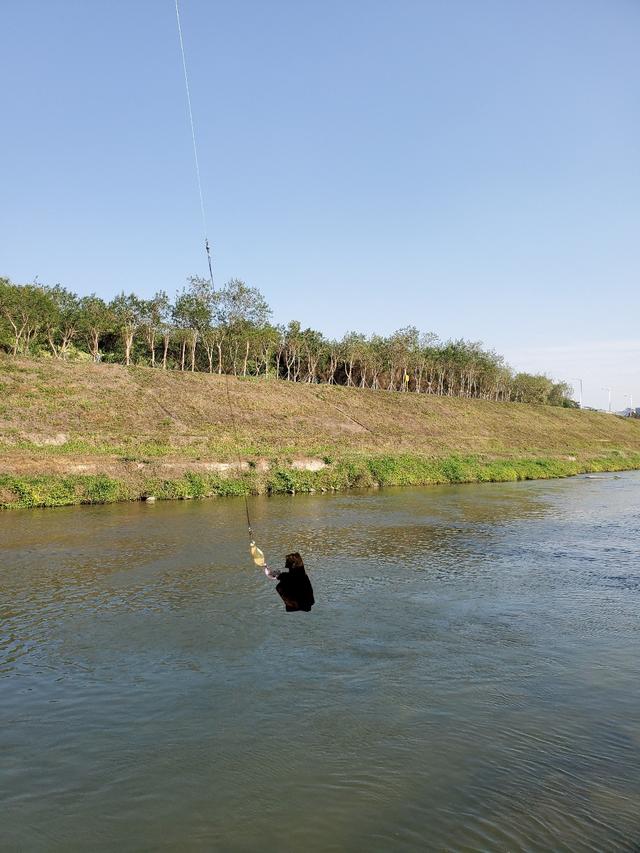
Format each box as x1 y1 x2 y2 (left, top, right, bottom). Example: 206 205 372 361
2 474 640 852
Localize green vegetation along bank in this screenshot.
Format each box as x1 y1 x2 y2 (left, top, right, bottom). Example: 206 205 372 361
2 356 640 509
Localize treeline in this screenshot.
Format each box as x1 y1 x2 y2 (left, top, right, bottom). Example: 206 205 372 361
0 276 575 405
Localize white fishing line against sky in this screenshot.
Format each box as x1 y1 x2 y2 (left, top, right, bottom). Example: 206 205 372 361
1 0 638 409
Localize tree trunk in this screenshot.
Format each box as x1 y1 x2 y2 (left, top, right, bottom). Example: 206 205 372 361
328 353 337 384
242 339 249 376
190 333 197 372
47 332 59 358
60 334 72 359
346 360 354 386
124 332 134 366
7 317 25 357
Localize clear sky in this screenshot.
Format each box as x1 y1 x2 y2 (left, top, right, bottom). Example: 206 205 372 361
2 0 638 410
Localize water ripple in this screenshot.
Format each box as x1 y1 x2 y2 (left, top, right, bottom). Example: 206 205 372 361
2 475 640 850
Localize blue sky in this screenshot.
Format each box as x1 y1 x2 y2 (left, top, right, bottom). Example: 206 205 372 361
2 0 638 409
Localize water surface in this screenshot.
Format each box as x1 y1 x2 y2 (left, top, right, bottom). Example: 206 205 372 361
2 474 640 851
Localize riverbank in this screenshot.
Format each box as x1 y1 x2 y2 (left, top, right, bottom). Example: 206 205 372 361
2 452 640 509
2 356 640 508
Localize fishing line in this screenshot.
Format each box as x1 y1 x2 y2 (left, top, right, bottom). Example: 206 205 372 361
174 0 262 562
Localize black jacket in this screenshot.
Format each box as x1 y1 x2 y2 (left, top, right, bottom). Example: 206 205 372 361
275 566 315 612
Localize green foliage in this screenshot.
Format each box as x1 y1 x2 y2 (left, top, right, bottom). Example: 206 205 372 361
78 294 114 360
109 292 143 366
0 275 578 405
212 478 252 497
2 475 77 507
216 278 272 327
0 473 128 508
3 452 640 509
0 278 52 357
267 468 301 493
511 373 573 406
82 475 125 503
184 471 206 498
142 472 252 500
42 285 82 358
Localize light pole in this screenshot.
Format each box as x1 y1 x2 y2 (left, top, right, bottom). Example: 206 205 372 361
571 378 583 409
602 386 612 413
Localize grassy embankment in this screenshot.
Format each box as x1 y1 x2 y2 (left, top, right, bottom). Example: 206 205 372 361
2 356 640 509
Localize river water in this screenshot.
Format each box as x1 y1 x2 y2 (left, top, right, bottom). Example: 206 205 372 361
2 474 640 852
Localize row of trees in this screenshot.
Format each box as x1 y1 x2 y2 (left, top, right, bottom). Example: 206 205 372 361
0 276 574 405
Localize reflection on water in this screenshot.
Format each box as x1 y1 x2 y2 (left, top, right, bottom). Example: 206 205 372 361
2 474 640 851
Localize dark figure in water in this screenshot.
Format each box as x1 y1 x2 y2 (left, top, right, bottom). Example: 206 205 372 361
265 553 315 612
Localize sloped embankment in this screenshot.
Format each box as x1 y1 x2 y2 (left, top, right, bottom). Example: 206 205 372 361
2 356 640 508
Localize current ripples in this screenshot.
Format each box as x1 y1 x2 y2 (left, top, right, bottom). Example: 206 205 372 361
2 474 640 851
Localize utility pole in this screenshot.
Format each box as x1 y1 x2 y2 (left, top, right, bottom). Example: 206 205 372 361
571 378 583 409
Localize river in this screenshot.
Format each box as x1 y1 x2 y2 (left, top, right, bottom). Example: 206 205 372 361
2 473 640 852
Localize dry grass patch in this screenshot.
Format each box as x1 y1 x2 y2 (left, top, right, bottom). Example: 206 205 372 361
2 356 640 474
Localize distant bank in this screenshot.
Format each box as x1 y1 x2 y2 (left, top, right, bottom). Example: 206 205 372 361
2 357 640 509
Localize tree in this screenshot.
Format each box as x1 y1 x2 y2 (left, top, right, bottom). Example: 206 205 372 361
0 278 49 356
78 295 113 361
339 332 367 387
282 320 302 381
212 279 271 377
300 327 324 383
158 303 175 370
511 373 555 404
386 328 418 391
0 273 580 410
200 325 225 373
367 334 387 390
549 380 575 407
0 278 25 355
140 291 171 367
254 323 281 377
215 278 271 327
110 292 143 366
43 285 82 359
173 280 211 372
183 275 219 371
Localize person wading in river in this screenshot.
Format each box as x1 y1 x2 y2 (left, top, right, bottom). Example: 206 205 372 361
265 553 315 612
